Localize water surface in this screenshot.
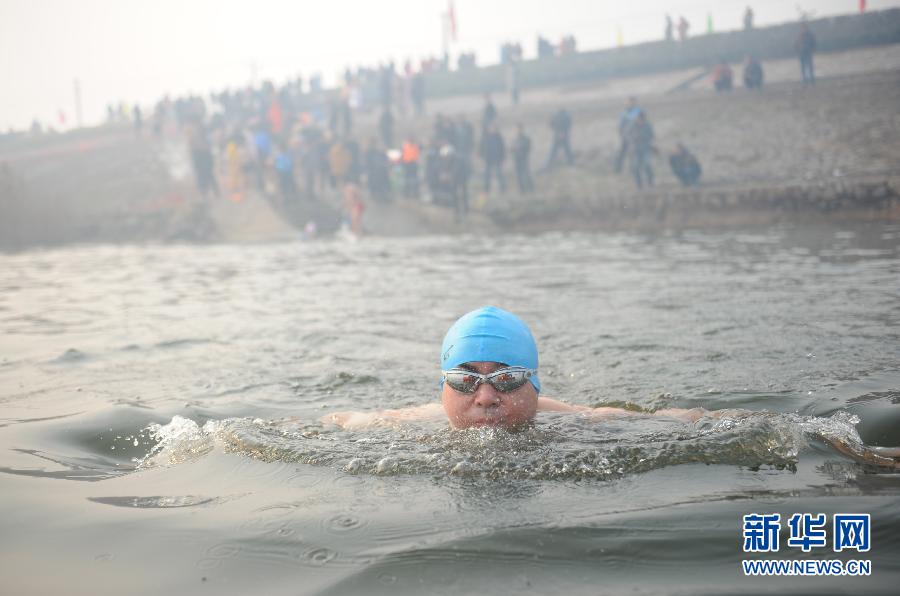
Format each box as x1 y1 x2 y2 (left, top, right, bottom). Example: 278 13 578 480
1 223 899 594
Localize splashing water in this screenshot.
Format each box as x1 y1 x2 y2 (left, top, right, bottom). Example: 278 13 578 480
138 409 874 480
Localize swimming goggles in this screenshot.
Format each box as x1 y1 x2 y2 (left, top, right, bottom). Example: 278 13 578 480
442 367 536 394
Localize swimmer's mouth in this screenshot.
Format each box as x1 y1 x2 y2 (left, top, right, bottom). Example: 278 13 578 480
462 417 534 432
467 415 508 427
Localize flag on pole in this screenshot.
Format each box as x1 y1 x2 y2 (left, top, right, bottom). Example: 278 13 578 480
448 0 457 41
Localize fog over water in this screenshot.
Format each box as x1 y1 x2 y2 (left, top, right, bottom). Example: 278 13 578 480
4 0 900 129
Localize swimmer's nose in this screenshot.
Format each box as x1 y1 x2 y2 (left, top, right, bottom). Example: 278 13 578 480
473 382 501 407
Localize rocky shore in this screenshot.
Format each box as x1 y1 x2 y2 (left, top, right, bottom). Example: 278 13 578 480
2 44 899 250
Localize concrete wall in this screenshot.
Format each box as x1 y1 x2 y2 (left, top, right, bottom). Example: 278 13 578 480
424 8 900 97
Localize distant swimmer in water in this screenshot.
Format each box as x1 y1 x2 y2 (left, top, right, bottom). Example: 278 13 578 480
322 306 900 470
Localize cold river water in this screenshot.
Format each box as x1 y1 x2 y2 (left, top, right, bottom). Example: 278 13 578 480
1 223 899 594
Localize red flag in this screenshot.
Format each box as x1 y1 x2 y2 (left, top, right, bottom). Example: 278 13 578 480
448 0 457 41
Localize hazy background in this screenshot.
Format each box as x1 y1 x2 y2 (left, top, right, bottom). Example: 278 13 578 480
3 0 900 131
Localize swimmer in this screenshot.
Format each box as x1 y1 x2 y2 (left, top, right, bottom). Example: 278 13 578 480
322 306 900 471
325 306 723 429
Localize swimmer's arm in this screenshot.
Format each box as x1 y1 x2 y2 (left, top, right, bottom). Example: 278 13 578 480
538 397 639 418
538 397 728 423
818 436 900 471
321 403 444 429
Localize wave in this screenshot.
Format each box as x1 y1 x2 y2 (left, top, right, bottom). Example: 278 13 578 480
137 409 875 480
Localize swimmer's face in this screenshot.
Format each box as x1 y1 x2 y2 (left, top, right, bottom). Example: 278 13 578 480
441 361 539 429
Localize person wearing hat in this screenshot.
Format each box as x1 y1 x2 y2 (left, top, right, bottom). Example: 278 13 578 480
319 307 900 470
323 306 706 430
319 307 900 471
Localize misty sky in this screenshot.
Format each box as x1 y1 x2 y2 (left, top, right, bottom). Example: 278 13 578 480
2 0 899 130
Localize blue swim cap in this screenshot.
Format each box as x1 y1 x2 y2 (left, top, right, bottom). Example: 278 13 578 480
440 306 541 393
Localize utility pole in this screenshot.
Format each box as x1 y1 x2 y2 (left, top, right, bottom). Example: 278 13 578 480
442 1 457 68
73 78 83 128
441 12 449 65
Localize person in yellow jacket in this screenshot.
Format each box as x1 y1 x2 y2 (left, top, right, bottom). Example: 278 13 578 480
224 134 245 201
329 138 352 185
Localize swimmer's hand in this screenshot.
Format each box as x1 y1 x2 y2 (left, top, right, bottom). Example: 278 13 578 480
321 411 379 430
819 438 900 471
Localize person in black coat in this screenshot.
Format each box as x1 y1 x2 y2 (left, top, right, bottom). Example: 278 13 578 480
669 144 702 187
743 55 764 90
481 122 506 193
512 123 534 193
546 108 574 168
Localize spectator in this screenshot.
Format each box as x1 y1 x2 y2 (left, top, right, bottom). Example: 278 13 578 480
615 97 643 173
379 64 394 110
345 137 362 184
512 123 534 193
436 145 468 221
379 108 395 148
537 35 554 59
252 124 272 191
274 141 298 203
665 15 674 41
455 116 474 208
546 107 574 169
743 55 764 89
424 140 441 199
481 122 506 193
457 52 477 69
712 61 734 92
364 139 391 203
795 23 817 86
678 16 690 41
481 94 498 134
411 73 426 116
669 144 702 186
401 136 420 198
507 60 521 106
224 133 245 200
329 137 352 185
744 6 755 31
186 116 220 199
299 128 323 199
559 35 577 54
456 116 475 158
628 112 655 189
